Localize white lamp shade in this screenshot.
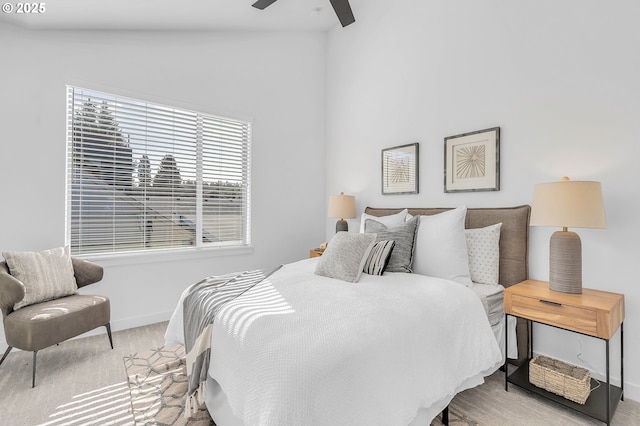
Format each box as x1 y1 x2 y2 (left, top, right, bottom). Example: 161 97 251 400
328 192 356 219
530 178 606 229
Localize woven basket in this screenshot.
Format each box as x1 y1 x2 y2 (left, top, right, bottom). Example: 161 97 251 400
529 355 591 404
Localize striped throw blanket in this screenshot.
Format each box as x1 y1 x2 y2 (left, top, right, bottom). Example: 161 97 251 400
182 265 282 417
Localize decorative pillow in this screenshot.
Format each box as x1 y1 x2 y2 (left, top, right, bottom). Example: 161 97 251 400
465 223 502 286
2 246 78 310
314 232 377 283
359 209 408 233
364 216 418 273
412 206 473 287
362 240 396 276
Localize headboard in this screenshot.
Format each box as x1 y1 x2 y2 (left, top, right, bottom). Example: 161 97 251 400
364 205 531 363
364 205 530 288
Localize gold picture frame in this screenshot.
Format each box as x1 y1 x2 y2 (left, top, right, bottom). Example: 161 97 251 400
382 143 419 195
444 127 500 193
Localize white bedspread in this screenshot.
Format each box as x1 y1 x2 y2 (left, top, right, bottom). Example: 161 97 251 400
166 258 502 426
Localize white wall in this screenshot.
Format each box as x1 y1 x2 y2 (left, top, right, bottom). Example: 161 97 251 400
0 26 326 342
326 0 640 401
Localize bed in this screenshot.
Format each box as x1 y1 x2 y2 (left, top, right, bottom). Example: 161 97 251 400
165 204 531 426
364 205 531 365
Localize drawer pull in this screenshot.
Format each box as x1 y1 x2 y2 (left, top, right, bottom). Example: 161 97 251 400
539 300 562 307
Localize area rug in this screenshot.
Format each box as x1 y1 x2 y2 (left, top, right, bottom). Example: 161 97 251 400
124 346 214 425
124 345 476 426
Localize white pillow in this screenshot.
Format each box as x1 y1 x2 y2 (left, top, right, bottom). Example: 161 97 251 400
315 232 377 283
359 209 408 233
412 206 473 287
465 223 502 286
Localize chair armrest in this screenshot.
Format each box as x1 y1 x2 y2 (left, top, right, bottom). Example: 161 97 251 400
0 262 25 317
71 258 104 288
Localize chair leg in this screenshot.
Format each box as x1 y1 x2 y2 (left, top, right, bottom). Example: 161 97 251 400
0 346 13 366
105 323 114 349
1 347 39 388
32 351 38 388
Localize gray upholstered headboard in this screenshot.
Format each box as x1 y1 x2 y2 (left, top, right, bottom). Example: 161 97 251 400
364 205 530 288
364 204 531 363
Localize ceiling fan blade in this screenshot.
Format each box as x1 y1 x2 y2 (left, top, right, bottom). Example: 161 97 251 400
329 0 355 27
252 0 278 10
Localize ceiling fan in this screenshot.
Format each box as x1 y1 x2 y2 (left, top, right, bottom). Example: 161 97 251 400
252 0 356 27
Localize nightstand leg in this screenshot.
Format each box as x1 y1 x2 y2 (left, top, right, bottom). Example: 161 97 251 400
621 322 624 401
504 314 508 391
606 339 610 425
529 319 533 359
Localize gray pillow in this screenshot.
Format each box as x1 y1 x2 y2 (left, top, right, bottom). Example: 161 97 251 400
315 232 377 283
364 216 418 273
2 246 78 310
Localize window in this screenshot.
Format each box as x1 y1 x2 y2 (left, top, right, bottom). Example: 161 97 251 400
66 86 251 256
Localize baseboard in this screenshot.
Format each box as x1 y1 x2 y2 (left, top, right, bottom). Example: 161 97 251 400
590 370 640 403
624 382 640 403
110 310 173 333
2 315 639 404
0 310 173 354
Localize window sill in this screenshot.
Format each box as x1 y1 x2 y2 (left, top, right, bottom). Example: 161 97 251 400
78 245 254 268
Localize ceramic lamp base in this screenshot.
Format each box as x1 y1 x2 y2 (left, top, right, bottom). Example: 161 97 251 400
549 230 582 294
335 219 348 233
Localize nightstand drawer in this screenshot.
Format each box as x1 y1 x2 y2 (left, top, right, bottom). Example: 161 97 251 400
510 294 598 336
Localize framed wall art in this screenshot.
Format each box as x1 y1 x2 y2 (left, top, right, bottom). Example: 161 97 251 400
444 127 500 193
382 143 419 195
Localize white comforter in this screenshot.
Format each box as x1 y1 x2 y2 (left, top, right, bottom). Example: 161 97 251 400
166 258 502 426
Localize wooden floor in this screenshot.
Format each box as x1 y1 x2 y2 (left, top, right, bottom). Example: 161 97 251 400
0 321 638 425
452 367 640 425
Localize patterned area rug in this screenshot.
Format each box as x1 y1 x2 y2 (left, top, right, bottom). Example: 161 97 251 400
124 346 214 425
124 346 477 426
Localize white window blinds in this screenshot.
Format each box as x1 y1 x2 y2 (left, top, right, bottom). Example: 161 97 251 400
66 86 251 256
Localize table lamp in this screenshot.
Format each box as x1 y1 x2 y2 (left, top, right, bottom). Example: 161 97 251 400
328 192 356 233
530 177 606 294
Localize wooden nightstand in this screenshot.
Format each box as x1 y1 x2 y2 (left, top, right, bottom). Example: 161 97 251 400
309 248 324 258
504 280 624 425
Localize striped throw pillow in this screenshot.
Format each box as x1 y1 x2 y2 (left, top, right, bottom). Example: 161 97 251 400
363 240 396 275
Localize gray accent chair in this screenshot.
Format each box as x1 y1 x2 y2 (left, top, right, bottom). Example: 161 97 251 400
0 258 112 387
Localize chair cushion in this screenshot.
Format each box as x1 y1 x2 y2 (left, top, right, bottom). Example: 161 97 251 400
4 294 110 351
2 247 78 310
